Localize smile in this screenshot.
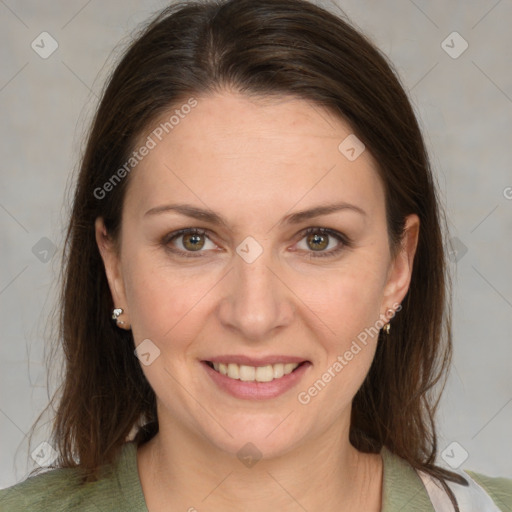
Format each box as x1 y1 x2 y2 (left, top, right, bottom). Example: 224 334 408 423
205 361 302 382
202 359 311 400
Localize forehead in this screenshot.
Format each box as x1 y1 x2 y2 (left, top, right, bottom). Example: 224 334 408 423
124 91 384 226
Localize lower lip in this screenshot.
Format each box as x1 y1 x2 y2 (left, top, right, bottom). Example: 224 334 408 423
202 361 311 400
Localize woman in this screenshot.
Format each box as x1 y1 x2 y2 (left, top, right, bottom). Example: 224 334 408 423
1 0 510 510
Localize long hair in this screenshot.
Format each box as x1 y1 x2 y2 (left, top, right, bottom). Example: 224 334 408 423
29 0 465 508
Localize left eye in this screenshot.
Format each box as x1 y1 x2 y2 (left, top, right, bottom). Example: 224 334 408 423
295 227 348 258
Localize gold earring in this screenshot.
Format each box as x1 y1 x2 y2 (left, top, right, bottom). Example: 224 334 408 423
382 307 395 334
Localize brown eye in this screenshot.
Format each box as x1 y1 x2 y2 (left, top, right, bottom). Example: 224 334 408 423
306 232 329 251
296 227 351 258
163 228 216 258
182 232 206 251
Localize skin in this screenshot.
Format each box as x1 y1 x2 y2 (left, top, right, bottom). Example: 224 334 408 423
96 90 419 511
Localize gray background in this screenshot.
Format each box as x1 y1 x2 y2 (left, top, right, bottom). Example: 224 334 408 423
1 0 511 489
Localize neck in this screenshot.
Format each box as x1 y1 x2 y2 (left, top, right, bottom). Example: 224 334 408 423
137 418 383 512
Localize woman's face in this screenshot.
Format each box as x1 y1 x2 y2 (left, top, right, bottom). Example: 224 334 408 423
97 91 419 459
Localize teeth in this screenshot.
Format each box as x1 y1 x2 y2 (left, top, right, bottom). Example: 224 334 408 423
227 363 239 379
284 363 297 374
273 363 284 379
239 365 255 381
255 365 274 382
210 361 301 382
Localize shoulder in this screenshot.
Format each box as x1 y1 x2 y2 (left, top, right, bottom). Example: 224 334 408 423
0 442 145 512
464 469 512 511
0 467 92 511
380 446 512 512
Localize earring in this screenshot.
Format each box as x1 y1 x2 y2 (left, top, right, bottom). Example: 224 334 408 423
382 307 395 334
112 308 126 326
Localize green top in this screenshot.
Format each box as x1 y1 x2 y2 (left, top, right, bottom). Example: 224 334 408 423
1 442 511 511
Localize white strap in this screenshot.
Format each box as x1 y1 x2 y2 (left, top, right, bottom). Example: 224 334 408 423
417 469 503 512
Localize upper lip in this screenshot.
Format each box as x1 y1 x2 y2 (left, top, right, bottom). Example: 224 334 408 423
203 355 309 366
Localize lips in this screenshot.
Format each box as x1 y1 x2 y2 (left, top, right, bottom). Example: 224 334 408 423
206 355 307 366
202 358 311 400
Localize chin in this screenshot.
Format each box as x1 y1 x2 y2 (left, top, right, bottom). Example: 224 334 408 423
194 412 308 463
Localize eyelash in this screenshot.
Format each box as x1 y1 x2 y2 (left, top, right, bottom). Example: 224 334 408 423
162 227 352 259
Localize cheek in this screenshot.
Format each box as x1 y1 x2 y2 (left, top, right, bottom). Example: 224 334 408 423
300 256 388 346
122 247 217 347
295 265 385 413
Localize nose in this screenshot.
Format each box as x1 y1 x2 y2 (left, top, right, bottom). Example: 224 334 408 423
216 243 295 342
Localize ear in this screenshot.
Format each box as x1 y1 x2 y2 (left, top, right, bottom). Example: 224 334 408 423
381 214 420 316
95 217 131 329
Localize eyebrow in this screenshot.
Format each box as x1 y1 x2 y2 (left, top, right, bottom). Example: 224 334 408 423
144 201 366 227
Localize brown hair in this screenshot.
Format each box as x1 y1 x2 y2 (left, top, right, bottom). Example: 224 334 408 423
30 0 466 507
